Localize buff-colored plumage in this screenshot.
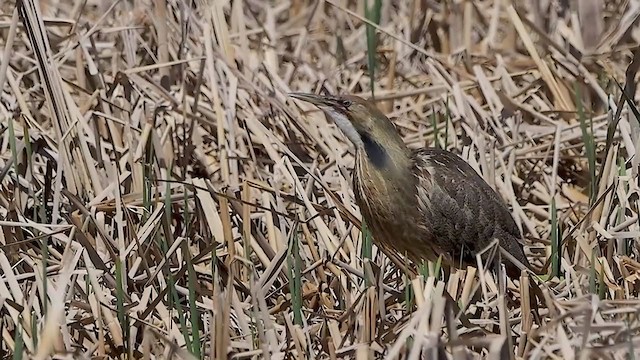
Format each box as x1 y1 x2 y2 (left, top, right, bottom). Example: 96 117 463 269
290 93 531 277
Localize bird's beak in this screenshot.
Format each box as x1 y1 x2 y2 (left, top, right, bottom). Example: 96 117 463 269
288 92 337 107
289 92 367 149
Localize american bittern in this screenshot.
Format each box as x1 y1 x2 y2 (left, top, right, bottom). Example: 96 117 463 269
289 93 532 279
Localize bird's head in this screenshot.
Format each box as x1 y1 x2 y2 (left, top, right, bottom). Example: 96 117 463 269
289 92 410 169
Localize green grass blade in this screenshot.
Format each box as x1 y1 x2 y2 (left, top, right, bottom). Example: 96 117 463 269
364 0 382 97
589 250 597 294
433 255 442 279
186 246 202 358
598 264 606 299
550 197 560 278
114 258 129 354
404 275 414 349
287 227 303 326
31 311 38 350
40 236 48 316
12 324 23 360
361 220 373 261
169 273 190 350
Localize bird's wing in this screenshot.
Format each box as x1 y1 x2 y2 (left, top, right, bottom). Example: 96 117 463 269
412 148 527 266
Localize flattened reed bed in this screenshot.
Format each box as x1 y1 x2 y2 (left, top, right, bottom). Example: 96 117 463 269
1 0 640 358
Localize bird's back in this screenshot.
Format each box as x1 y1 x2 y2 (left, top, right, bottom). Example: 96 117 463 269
411 148 530 272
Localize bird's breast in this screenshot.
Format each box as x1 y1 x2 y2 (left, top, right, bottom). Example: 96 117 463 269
353 152 438 261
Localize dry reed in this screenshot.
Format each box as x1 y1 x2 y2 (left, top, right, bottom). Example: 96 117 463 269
1 0 640 358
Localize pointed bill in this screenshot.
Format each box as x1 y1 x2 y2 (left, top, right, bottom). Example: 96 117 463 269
288 92 341 107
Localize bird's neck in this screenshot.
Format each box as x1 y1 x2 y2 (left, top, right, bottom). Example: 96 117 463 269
356 137 415 198
354 144 418 233
357 130 413 177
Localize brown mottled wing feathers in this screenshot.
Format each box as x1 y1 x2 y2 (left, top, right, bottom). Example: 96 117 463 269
413 148 530 271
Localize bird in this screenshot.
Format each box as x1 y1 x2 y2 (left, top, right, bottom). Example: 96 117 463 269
288 92 533 280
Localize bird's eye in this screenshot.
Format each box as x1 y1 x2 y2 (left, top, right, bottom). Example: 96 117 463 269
341 99 352 108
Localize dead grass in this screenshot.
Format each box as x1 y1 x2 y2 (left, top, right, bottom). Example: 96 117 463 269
1 0 640 358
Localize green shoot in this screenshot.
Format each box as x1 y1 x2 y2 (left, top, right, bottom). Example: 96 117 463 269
550 198 560 278
185 246 202 358
287 228 303 326
364 0 382 97
13 324 23 360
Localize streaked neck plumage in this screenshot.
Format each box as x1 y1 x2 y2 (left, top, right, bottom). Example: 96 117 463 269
354 116 413 183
